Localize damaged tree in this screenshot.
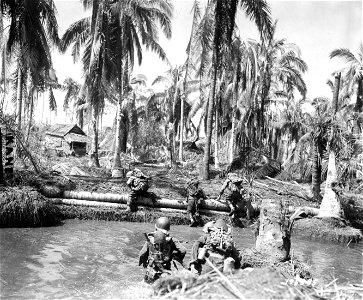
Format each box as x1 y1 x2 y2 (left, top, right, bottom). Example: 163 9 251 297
255 198 290 262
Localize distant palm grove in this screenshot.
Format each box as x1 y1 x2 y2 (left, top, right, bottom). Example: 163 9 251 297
0 0 362 201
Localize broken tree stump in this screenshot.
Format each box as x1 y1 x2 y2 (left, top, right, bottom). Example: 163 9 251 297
255 198 290 262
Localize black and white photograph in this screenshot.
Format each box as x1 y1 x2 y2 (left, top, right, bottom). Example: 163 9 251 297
0 0 362 299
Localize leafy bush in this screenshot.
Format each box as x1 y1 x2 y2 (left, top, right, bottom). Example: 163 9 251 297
0 187 62 227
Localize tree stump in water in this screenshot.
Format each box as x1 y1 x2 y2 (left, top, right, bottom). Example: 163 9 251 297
255 198 290 262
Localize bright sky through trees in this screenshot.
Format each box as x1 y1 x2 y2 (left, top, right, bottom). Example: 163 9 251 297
46 0 362 125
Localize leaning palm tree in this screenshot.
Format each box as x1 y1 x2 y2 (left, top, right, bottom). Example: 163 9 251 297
330 44 363 133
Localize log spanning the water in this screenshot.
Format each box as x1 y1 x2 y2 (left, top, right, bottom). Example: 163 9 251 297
60 190 233 212
49 198 230 216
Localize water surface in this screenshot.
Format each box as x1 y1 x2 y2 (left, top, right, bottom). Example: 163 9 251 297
0 219 361 299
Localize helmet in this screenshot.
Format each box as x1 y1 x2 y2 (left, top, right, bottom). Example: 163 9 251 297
214 219 228 232
228 173 243 184
155 217 171 233
153 231 166 245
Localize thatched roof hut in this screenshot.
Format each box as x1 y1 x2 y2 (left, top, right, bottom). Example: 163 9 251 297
45 124 90 156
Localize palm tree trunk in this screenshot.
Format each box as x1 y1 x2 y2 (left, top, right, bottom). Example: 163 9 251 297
255 198 290 262
90 104 100 167
113 49 124 169
16 65 22 133
0 128 3 184
311 141 322 201
78 108 84 129
354 77 363 134
319 72 343 219
318 150 344 218
202 64 217 179
331 72 341 113
214 99 220 169
179 91 184 161
229 85 237 163
26 89 35 143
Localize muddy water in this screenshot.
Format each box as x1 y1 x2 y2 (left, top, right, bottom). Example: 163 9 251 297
0 219 362 299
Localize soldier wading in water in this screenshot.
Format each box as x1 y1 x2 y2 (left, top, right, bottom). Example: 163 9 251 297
138 217 186 283
185 179 207 227
189 219 240 275
216 173 254 224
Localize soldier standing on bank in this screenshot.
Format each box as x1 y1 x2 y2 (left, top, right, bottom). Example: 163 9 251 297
216 173 254 224
185 179 207 227
126 168 149 212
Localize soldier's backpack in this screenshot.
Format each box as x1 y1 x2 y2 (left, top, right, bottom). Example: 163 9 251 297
132 177 149 192
208 227 234 253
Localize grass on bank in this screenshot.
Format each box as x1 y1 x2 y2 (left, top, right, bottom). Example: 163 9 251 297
0 187 62 227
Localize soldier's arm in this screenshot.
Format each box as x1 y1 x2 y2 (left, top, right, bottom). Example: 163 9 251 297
138 242 149 267
216 180 229 200
171 238 187 261
189 235 208 265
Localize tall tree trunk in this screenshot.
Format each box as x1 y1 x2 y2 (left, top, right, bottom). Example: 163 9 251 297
331 72 341 113
16 65 22 133
26 89 35 143
318 150 344 218
171 83 179 167
255 198 290 262
311 141 322 201
0 128 3 184
202 65 217 179
229 84 237 163
354 77 363 134
90 105 100 167
179 91 185 162
78 108 84 129
113 56 124 169
260 70 271 146
120 109 127 152
214 98 220 168
319 72 343 219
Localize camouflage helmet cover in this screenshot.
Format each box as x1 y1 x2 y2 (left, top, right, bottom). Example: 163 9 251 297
214 218 228 232
228 173 243 184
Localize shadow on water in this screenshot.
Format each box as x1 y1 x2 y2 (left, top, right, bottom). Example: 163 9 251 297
0 219 362 299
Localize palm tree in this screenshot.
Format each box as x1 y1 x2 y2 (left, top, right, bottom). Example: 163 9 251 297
202 0 273 179
3 0 59 133
61 0 172 168
61 78 82 125
330 44 363 133
179 0 201 162
109 0 173 171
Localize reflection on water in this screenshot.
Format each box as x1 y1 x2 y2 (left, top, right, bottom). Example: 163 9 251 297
0 219 362 299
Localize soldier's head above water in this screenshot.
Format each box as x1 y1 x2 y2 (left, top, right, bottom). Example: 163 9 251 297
153 231 167 251
214 218 228 232
155 217 171 234
227 173 243 184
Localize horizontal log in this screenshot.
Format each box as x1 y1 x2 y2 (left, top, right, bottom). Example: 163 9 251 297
49 198 229 216
63 191 129 203
50 198 127 209
61 190 232 212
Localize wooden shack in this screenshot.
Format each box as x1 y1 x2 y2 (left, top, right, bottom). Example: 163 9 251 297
45 124 90 156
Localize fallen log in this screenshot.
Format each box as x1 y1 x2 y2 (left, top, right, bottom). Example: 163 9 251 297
48 198 230 216
57 189 233 212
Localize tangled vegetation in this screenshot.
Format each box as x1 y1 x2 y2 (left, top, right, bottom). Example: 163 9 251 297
0 187 62 227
